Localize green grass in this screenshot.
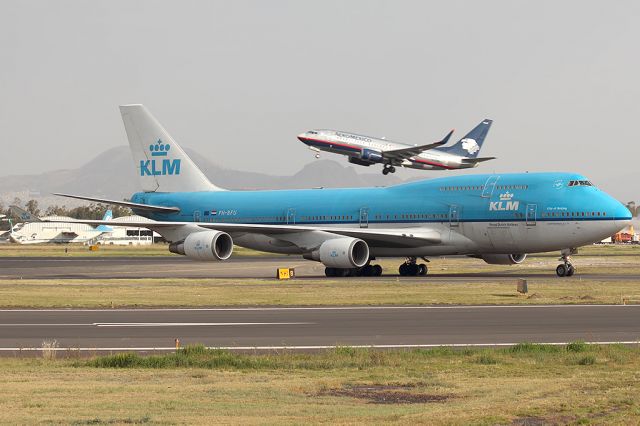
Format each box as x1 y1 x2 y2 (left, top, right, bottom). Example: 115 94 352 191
0 343 637 424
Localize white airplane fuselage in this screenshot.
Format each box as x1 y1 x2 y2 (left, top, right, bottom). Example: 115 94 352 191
299 130 477 171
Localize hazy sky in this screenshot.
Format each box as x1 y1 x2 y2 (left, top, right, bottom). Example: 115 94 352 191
1 1 639 200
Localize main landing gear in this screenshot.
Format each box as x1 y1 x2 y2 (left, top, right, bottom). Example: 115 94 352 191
556 249 576 277
325 263 383 277
398 257 428 276
382 164 396 175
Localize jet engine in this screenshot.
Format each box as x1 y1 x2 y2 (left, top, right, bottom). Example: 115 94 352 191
360 148 383 163
480 254 527 265
169 230 233 261
305 238 370 268
348 157 374 166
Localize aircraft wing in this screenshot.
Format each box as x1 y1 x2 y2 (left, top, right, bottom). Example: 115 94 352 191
54 193 181 213
382 129 454 162
42 218 441 248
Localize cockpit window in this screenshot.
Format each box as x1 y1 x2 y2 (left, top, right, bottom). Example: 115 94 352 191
308 130 318 135
568 180 594 187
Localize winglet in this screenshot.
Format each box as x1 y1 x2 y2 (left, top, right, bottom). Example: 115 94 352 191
437 129 455 146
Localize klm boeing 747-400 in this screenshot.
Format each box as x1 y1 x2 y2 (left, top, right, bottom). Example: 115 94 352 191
298 120 494 175
52 105 631 278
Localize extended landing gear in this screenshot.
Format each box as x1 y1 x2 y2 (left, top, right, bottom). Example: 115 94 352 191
398 257 428 276
382 164 396 175
556 249 577 277
325 264 383 277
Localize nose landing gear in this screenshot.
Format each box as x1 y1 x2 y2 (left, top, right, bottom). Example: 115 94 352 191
556 249 577 277
382 164 396 175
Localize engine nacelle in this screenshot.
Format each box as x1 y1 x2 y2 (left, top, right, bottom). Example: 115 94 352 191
348 157 374 167
306 238 370 268
481 254 527 265
169 230 233 261
360 148 383 163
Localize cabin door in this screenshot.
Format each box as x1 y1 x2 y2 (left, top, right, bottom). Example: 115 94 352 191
449 204 460 228
193 210 201 222
359 207 369 228
286 208 296 224
526 204 537 226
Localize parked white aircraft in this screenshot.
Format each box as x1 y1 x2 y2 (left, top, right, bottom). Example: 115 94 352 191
8 206 113 244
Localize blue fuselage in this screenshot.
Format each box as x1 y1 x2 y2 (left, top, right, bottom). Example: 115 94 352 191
130 172 631 255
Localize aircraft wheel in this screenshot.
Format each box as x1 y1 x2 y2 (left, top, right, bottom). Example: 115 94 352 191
399 263 409 276
408 263 420 276
360 265 374 277
390 166 396 173
373 264 383 276
556 264 567 277
382 168 389 175
418 264 428 276
566 264 575 276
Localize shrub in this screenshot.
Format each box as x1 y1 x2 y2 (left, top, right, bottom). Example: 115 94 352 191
566 341 588 353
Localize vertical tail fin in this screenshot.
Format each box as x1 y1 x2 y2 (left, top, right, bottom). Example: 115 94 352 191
9 205 40 222
119 104 222 193
95 210 113 232
439 119 492 158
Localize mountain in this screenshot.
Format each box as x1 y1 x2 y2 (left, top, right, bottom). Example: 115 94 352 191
0 146 405 208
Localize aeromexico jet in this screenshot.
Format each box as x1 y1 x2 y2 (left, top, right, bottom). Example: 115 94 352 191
52 105 630 278
297 120 494 175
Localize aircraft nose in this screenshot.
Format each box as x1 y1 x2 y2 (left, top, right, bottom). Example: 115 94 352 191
610 198 633 231
297 133 309 143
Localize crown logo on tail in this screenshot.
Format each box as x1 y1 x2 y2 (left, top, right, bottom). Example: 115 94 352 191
150 139 171 157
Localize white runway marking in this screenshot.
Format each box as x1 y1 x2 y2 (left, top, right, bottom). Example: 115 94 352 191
93 322 313 327
0 322 312 327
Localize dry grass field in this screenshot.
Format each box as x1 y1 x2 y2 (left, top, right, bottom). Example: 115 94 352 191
0 344 637 424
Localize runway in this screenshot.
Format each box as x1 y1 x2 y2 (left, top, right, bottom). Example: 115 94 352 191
2 256 640 281
0 305 638 353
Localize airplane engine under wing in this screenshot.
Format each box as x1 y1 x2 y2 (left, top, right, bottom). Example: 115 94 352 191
360 148 383 163
480 254 527 265
169 230 233 261
306 237 370 268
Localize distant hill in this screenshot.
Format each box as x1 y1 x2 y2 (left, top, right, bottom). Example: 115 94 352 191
0 146 405 208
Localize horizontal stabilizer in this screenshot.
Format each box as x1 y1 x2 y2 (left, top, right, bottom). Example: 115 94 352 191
53 193 181 213
460 157 496 164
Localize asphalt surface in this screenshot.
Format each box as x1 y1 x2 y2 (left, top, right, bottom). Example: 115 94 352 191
2 256 640 281
0 305 638 352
